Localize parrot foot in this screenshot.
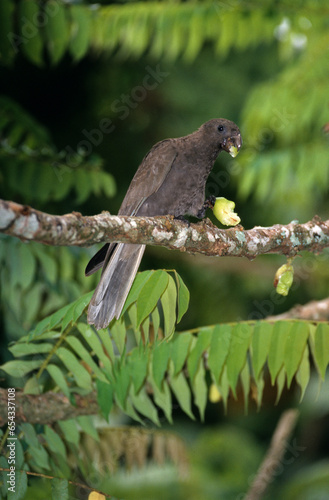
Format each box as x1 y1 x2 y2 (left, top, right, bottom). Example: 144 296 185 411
197 195 216 219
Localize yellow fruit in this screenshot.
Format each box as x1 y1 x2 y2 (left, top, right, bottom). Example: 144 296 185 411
228 144 239 158
213 197 241 226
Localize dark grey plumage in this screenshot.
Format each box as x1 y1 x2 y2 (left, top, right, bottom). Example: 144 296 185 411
86 119 242 329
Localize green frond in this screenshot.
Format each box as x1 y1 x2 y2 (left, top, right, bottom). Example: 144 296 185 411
1 279 328 486
0 235 97 337
1 1 328 66
237 33 329 210
0 96 116 205
2 283 328 426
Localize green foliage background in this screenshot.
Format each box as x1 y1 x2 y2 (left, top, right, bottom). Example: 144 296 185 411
0 1 329 499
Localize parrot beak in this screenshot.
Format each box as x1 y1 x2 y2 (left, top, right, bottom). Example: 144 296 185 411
222 134 242 158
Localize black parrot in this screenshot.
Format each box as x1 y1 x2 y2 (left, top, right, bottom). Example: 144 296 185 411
86 119 242 329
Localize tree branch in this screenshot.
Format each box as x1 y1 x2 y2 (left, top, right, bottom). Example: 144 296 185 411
245 409 299 500
267 297 329 321
1 199 329 259
0 388 98 426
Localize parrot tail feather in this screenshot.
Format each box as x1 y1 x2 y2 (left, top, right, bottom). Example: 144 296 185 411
87 243 145 330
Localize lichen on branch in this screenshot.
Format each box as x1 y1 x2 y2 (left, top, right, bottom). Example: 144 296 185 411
1 198 329 259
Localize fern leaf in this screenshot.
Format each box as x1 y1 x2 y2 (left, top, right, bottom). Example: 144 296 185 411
19 0 44 66
96 378 113 421
168 360 195 420
44 424 67 459
152 339 171 390
128 347 149 393
240 359 251 414
313 323 329 380
172 270 190 323
284 322 309 387
217 365 230 412
1 359 42 378
44 1 70 65
136 269 169 327
170 329 193 376
295 343 311 402
110 317 127 356
130 385 160 426
192 359 208 421
69 5 92 61
267 321 290 384
0 0 16 65
47 364 71 398
51 478 69 500
77 415 100 441
251 321 273 380
56 346 93 391
77 322 113 378
65 336 108 382
150 372 173 423
207 323 231 383
161 274 178 338
226 323 253 398
186 328 212 383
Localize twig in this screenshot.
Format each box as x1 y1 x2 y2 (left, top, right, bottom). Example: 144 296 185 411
267 297 329 321
0 468 111 498
244 409 299 500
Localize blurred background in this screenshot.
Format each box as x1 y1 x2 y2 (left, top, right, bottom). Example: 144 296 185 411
0 1 329 498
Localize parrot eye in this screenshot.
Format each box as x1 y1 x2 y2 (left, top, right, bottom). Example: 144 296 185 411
218 125 224 132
